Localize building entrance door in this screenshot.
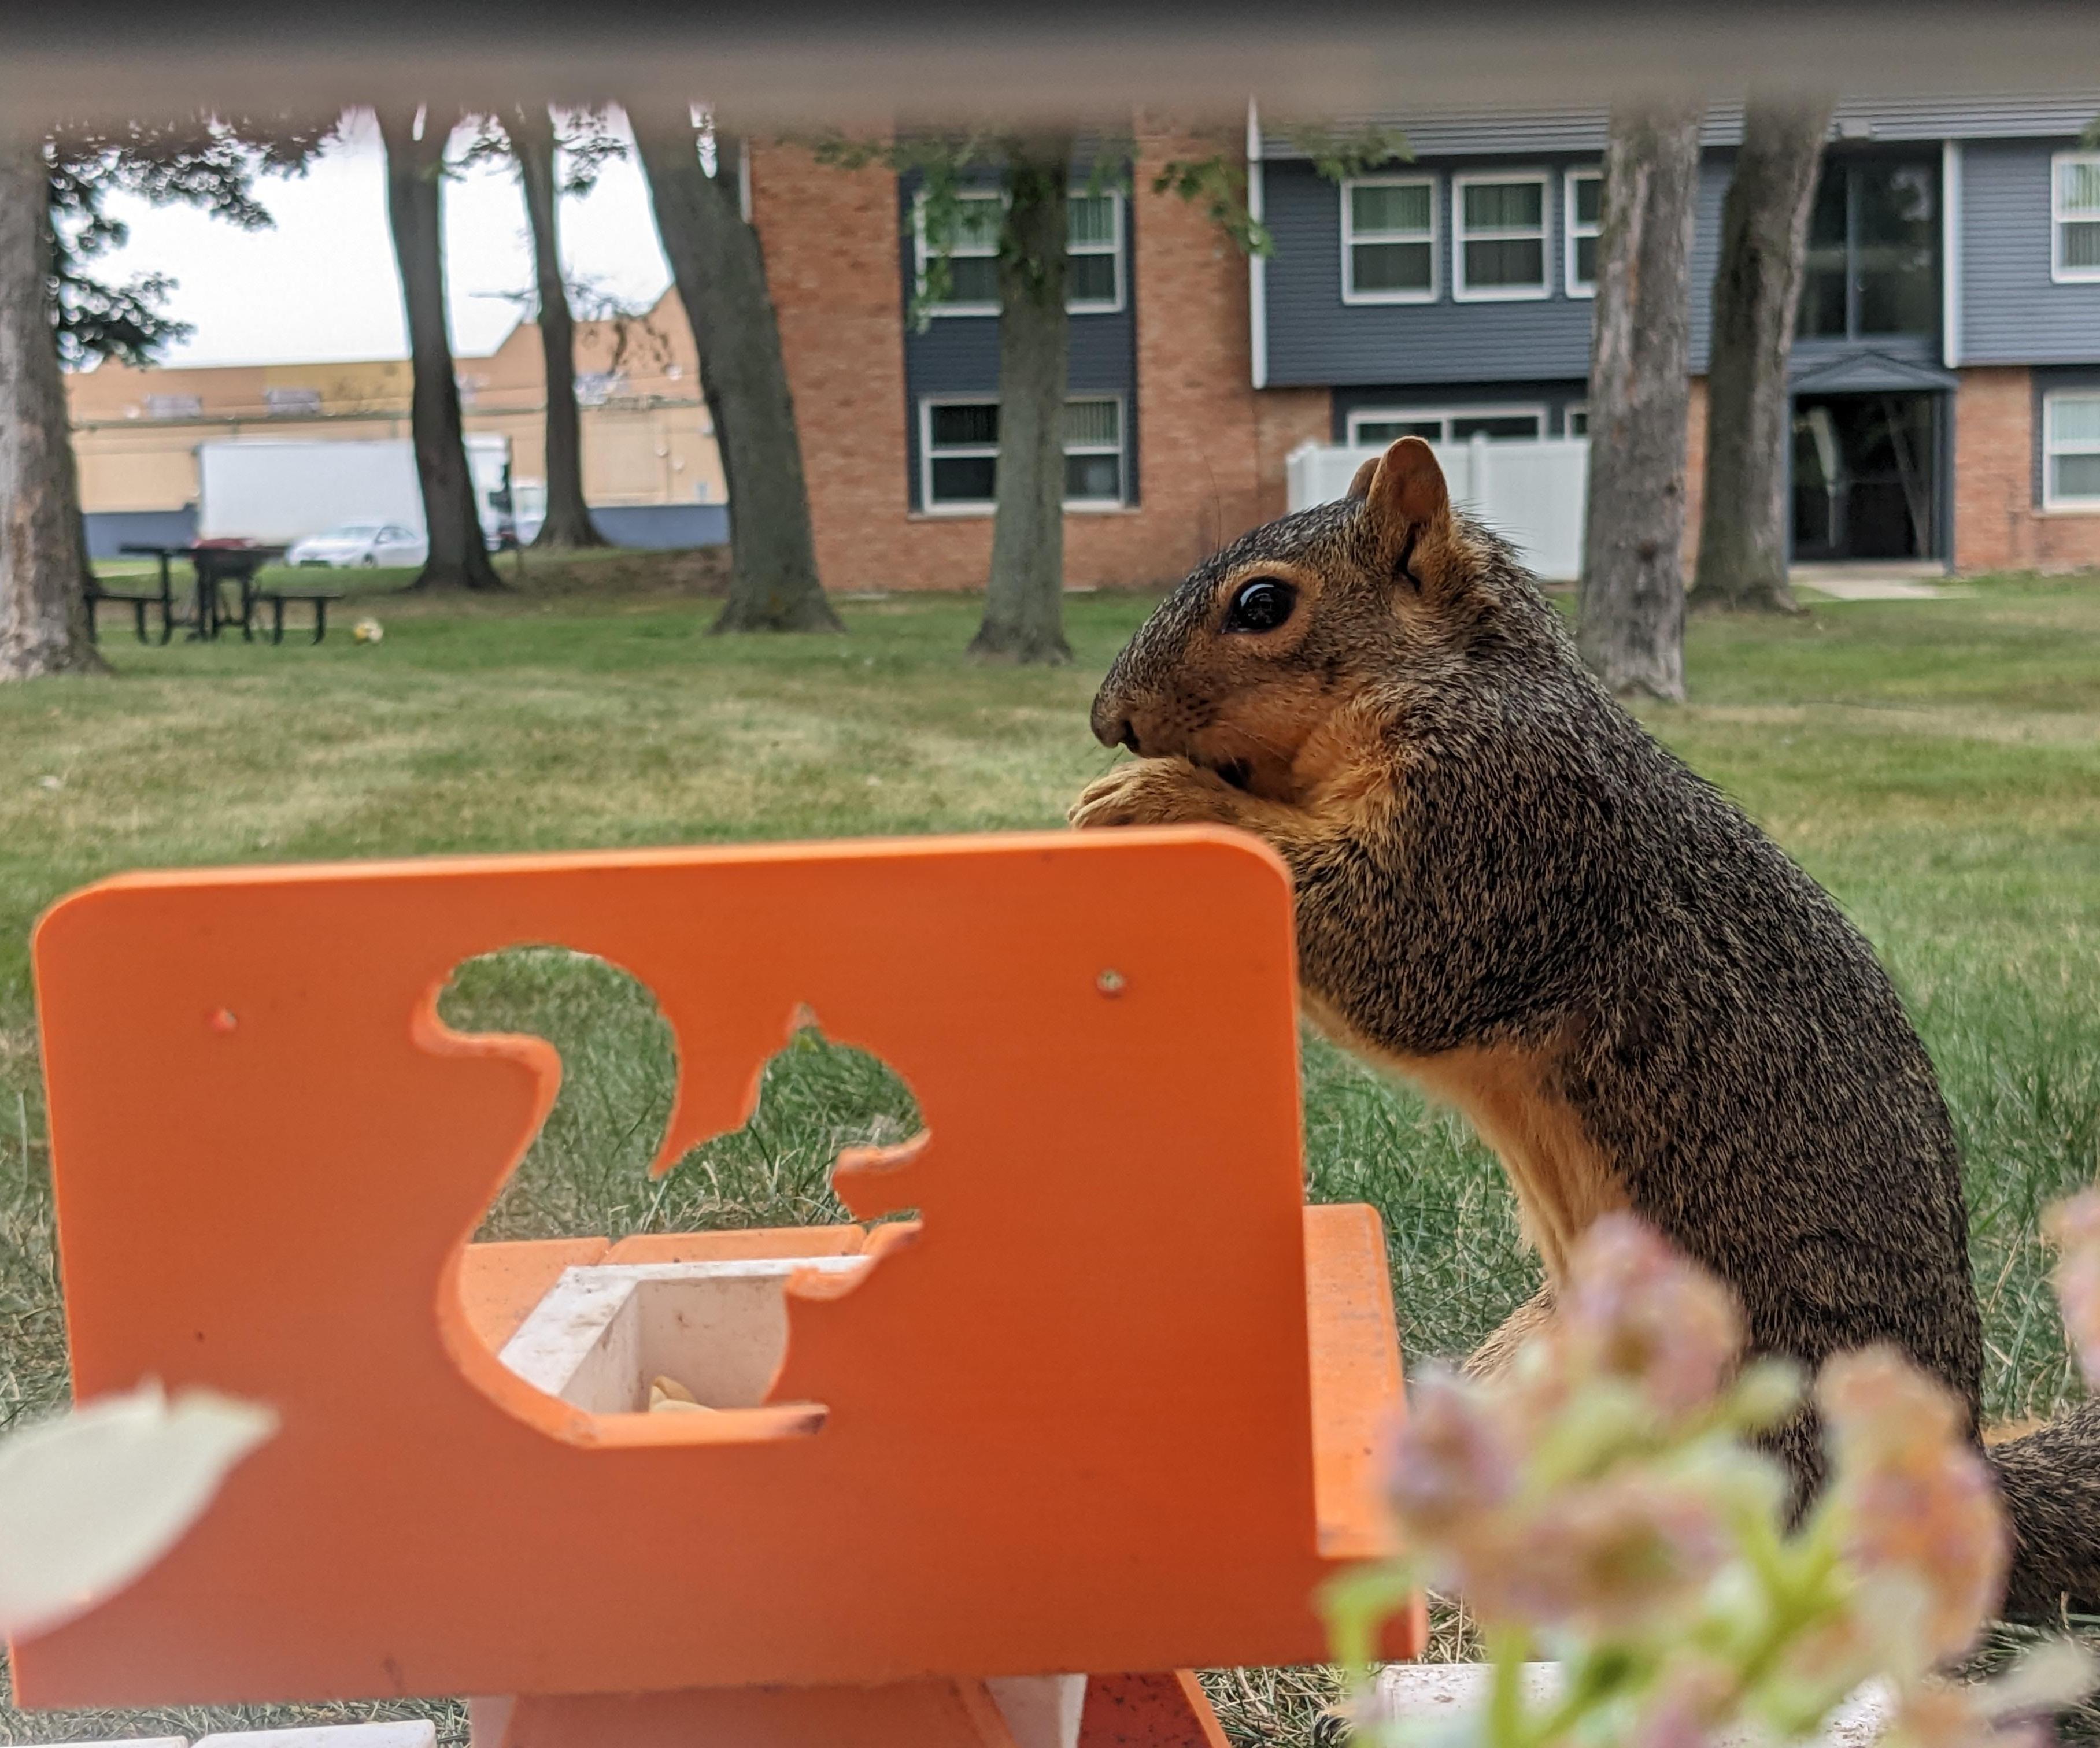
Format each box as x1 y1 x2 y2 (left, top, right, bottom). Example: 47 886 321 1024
1791 392 1942 562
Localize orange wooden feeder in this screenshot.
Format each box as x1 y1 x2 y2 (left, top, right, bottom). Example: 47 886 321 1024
20 828 1422 1747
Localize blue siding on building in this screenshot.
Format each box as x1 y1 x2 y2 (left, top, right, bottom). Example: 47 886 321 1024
1263 154 1742 387
896 175 1139 510
1263 146 2027 387
1961 138 2100 365
1262 157 1600 388
1685 154 1733 374
903 310 1136 399
86 503 723 560
591 503 729 548
84 507 197 558
1264 111 2100 391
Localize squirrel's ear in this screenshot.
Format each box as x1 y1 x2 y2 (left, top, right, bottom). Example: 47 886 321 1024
1346 454 1382 500
1362 438 1452 583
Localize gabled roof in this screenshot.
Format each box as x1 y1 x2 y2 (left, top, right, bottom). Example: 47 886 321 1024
1258 94 2100 160
1788 350 1959 394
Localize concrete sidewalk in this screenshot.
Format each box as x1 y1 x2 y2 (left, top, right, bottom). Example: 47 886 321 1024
1790 563 1959 601
1364 1663 1894 1747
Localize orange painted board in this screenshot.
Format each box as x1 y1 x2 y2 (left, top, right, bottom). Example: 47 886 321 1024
20 829 1417 1703
458 1240 611 1353
604 1224 866 1264
1079 1672 1233 1748
1304 1204 1405 1563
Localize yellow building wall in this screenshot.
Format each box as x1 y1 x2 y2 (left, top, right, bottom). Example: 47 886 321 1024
64 292 725 516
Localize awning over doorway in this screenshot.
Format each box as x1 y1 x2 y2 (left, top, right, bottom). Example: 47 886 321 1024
1788 350 1959 395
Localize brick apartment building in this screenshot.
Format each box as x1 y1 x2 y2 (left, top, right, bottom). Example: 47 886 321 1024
748 124 1326 595
747 95 2100 592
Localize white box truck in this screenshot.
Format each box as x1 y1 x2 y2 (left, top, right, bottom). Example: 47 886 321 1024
197 436 515 546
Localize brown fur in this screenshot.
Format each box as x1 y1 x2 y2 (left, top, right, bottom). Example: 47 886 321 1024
1306 995 1626 1279
1072 436 2100 1624
1463 1286 1556 1383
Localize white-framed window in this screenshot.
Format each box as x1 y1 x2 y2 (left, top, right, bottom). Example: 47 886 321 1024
2042 391 2100 508
1565 169 1603 298
2051 152 2100 283
263 386 321 416
923 399 1000 505
1345 406 1547 445
916 191 1004 314
1566 403 1590 436
1453 171 1551 301
919 395 1128 513
1065 189 1124 311
915 187 1126 316
143 393 202 420
1340 175 1438 304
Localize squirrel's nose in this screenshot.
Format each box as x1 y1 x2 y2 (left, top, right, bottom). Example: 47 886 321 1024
1100 688 1134 751
1090 699 1141 754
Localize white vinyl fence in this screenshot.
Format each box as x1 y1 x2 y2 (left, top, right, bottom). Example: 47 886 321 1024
1285 436 1590 581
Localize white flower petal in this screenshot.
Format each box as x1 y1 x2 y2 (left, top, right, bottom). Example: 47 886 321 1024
0 1382 276 1638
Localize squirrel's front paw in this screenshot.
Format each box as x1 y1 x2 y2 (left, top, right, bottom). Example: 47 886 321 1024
1068 757 1233 829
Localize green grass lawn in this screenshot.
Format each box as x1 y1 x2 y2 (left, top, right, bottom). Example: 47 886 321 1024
0 565 2096 1741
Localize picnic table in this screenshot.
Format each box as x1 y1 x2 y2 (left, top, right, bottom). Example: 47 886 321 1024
115 542 288 642
103 542 347 645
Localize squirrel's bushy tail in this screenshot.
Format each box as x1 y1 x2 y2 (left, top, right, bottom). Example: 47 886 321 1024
1991 1401 2100 1621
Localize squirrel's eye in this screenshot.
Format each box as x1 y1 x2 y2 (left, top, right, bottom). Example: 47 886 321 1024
1225 577 1296 634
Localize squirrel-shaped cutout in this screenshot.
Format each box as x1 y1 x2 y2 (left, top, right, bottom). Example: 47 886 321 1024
1072 435 2100 1623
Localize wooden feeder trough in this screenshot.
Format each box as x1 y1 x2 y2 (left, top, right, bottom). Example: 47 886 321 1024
20 830 1423 1748
497 1254 876 1416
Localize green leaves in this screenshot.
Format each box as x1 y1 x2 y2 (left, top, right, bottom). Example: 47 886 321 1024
1154 121 1411 261
808 131 1098 328
45 111 339 367
1287 122 1413 186
1152 154 1271 257
808 116 1408 290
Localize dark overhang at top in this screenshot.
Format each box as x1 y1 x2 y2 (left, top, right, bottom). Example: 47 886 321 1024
6 4 2100 135
1257 95 2100 161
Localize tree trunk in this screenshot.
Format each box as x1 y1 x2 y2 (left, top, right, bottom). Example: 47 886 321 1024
1578 101 1704 702
511 103 605 551
0 135 103 679
628 103 838 633
375 103 504 592
969 137 1074 666
1689 98 1833 615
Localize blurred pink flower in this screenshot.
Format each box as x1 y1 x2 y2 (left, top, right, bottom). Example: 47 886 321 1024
1509 1470 1731 1636
1385 1362 1518 1535
1344 1213 2085 1748
1628 1657 1733 1748
2044 1187 2100 1390
1559 1216 1744 1419
1818 1347 2007 1664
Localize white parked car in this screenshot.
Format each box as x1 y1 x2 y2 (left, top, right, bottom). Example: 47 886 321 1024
286 523 428 569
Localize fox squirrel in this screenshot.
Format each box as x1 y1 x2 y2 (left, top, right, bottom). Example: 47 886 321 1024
1070 435 2100 1622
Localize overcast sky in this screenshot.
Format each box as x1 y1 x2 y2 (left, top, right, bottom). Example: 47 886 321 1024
83 110 676 370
